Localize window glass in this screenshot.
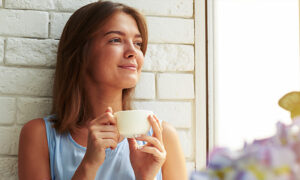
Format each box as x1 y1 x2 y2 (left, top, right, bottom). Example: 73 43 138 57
214 0 300 150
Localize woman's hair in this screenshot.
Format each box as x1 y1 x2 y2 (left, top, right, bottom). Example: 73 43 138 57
51 1 148 133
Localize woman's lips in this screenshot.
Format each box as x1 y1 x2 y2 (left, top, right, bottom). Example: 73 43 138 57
118 66 137 71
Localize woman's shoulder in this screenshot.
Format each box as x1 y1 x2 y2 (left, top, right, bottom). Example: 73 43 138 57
162 121 177 139
161 122 188 179
20 118 47 144
19 118 52 179
20 114 57 142
21 118 45 134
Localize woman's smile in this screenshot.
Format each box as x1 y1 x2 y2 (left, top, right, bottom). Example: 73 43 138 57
118 64 137 71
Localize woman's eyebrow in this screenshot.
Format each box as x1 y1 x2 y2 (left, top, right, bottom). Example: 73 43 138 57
104 30 142 38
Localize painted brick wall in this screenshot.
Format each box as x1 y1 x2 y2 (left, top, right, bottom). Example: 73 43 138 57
0 0 196 178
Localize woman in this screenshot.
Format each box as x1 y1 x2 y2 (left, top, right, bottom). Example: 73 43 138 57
18 1 187 180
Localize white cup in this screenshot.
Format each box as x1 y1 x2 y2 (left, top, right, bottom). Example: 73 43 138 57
114 110 153 138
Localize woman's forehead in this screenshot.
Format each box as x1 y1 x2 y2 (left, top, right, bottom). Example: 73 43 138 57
99 12 141 35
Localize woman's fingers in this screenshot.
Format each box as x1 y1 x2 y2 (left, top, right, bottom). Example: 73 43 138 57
90 107 116 126
92 131 119 149
100 139 118 149
98 131 119 141
127 138 139 151
135 135 164 152
153 115 163 131
90 130 118 142
105 107 113 113
148 115 162 142
139 146 166 159
89 124 117 132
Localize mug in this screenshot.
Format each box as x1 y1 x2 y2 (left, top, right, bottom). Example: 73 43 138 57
114 110 153 138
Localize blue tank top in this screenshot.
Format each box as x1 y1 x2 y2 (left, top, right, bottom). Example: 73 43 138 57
43 115 163 180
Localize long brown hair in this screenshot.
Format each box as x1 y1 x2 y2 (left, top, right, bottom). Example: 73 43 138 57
51 1 148 133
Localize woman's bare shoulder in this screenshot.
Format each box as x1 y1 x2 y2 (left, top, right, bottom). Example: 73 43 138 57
21 118 45 133
162 121 177 139
19 117 48 152
20 118 48 141
161 121 188 180
18 118 51 179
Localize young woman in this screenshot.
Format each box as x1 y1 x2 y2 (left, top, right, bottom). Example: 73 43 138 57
18 1 187 180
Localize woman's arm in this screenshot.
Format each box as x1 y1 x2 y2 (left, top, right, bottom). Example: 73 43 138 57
18 118 51 180
162 121 187 180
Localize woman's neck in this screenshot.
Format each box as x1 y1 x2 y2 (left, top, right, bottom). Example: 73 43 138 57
83 86 123 122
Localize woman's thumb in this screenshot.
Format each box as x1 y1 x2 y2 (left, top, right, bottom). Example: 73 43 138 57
105 106 113 113
127 138 138 151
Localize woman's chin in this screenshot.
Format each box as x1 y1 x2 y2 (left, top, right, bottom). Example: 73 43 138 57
119 80 138 89
123 83 137 89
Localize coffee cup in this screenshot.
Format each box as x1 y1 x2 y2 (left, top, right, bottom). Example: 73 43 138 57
114 110 153 138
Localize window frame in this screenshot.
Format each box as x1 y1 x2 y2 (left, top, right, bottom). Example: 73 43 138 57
195 0 209 170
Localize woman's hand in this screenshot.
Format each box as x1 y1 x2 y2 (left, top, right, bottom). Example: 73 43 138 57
128 115 166 180
83 107 120 167
72 107 120 179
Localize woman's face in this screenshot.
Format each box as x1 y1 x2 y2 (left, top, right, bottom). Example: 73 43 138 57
86 11 144 90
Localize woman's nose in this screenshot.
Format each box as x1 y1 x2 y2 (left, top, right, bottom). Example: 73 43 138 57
124 41 138 59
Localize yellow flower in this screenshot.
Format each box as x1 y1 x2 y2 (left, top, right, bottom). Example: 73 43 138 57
273 165 290 175
247 164 265 180
278 91 300 119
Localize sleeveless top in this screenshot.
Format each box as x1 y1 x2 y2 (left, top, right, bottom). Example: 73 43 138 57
43 115 163 180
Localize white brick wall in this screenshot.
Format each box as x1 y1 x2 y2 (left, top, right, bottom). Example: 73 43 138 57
144 44 194 71
0 67 54 96
0 9 49 38
50 12 72 39
0 0 197 177
178 130 193 159
133 101 192 128
147 17 194 44
157 73 194 99
0 127 21 155
5 0 55 10
6 38 58 67
17 97 52 125
55 0 97 11
0 97 16 125
0 157 18 180
107 0 193 18
134 72 156 100
0 38 4 64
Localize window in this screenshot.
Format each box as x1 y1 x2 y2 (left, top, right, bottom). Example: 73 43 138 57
211 0 300 150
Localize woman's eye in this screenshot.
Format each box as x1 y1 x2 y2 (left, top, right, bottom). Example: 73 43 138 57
109 38 121 43
135 42 142 48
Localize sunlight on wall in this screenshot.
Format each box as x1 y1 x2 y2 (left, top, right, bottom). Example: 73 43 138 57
214 0 300 150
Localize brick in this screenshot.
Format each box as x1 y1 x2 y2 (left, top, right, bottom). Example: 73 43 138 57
106 0 193 18
133 101 192 128
0 97 16 125
177 129 193 158
0 127 21 155
186 161 196 176
0 67 54 96
134 72 155 99
157 73 194 99
0 9 48 38
55 0 96 11
17 97 52 125
50 12 72 39
0 157 18 180
0 38 4 64
6 38 58 67
147 17 194 44
144 44 194 71
5 0 55 10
